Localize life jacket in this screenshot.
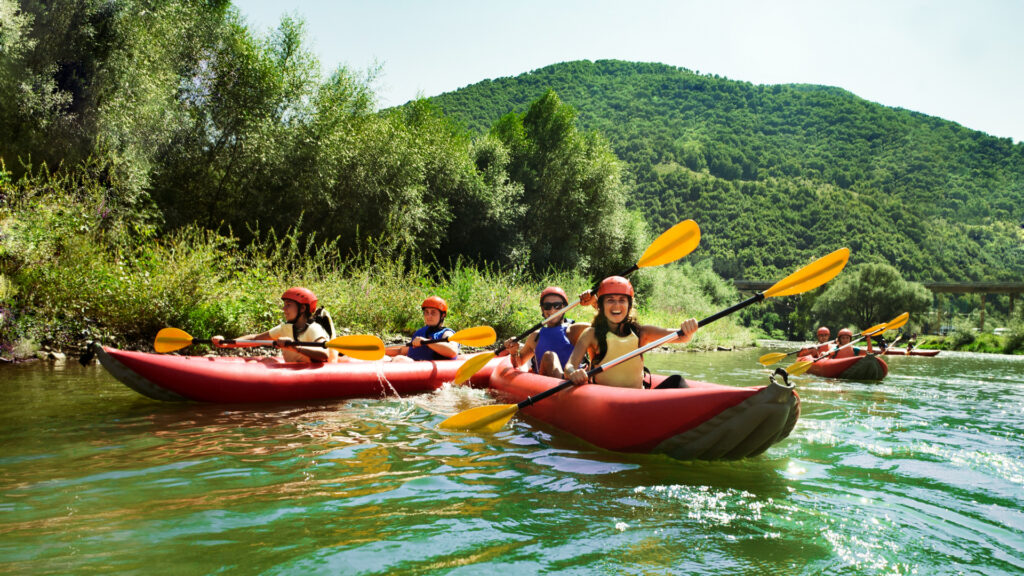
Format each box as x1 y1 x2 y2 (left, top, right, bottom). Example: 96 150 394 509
407 325 457 361
268 321 329 363
593 329 644 389
831 345 859 359
532 320 575 373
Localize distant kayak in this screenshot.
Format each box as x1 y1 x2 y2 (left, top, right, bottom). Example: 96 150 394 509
797 354 889 380
487 359 800 460
882 348 940 356
94 344 498 403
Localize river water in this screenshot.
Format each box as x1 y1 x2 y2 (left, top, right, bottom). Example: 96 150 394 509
1 348 1022 575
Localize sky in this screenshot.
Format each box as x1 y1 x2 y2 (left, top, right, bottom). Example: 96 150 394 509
232 0 1024 143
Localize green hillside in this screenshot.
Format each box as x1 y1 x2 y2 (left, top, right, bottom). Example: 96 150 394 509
428 60 1024 282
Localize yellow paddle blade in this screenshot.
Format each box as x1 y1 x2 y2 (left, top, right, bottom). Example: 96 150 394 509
636 219 701 268
884 312 910 332
860 322 889 336
764 248 850 298
758 352 790 366
448 326 497 347
786 360 813 376
439 404 518 432
154 327 195 354
326 334 385 361
453 352 496 385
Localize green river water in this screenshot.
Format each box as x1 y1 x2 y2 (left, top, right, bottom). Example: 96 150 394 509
1 348 1022 575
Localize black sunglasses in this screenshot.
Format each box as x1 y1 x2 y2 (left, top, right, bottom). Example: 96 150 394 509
541 302 567 311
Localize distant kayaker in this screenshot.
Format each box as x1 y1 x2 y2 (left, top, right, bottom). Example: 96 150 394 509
906 333 918 352
503 286 590 377
564 276 698 389
829 328 861 359
387 296 459 362
212 287 329 362
800 326 832 356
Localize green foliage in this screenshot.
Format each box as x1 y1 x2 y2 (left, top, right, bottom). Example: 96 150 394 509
811 262 932 329
429 59 1024 283
490 90 645 276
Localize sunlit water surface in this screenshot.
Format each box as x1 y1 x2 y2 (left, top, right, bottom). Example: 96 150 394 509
1 348 1022 575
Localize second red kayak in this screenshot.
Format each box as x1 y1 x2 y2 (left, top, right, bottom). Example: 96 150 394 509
94 344 498 403
487 359 800 460
882 348 940 356
797 354 889 380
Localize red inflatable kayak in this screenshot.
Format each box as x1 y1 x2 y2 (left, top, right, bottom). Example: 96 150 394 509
797 354 888 380
94 344 498 403
882 348 940 356
487 359 800 460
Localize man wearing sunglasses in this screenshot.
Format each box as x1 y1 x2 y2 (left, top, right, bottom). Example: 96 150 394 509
503 286 590 377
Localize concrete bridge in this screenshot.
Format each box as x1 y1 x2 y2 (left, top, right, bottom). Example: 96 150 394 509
731 281 1024 330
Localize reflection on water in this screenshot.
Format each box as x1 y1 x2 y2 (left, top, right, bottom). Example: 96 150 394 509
0 349 1022 574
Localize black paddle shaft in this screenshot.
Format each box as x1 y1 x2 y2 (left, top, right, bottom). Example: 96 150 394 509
514 291 767 410
501 263 642 354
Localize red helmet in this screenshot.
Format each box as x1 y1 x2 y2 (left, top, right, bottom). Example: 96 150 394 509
838 328 853 338
596 276 634 299
421 296 448 313
281 287 317 315
539 286 568 305
817 326 830 337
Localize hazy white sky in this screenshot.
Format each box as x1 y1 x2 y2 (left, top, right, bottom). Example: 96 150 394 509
233 0 1024 142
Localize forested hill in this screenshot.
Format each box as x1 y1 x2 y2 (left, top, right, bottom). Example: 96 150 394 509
427 60 1023 282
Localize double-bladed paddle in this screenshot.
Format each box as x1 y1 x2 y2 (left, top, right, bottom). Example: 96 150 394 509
452 219 701 385
440 248 850 433
154 327 387 360
785 312 908 375
385 325 497 352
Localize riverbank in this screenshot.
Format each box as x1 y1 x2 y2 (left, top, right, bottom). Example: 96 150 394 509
0 216 756 361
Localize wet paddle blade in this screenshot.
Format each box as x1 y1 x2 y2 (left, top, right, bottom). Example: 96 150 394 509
439 404 518 432
860 322 889 336
758 352 791 366
884 312 909 332
786 360 813 376
327 334 386 360
764 248 850 298
448 326 497 347
154 327 195 353
636 219 701 268
453 352 496 385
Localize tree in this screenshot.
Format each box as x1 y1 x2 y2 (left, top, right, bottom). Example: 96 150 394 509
491 89 645 276
811 262 931 329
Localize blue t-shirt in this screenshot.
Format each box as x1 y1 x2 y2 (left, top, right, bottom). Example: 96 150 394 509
407 325 458 361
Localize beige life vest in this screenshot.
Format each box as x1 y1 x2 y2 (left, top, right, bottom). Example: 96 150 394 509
593 331 644 389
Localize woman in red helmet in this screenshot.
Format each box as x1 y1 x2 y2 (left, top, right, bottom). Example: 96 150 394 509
829 328 861 359
503 286 591 377
800 326 833 357
211 287 329 362
387 296 459 362
564 276 698 389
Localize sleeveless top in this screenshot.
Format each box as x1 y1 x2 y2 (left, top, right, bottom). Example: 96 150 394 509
831 345 860 359
594 331 644 388
533 322 575 373
268 322 329 363
407 325 457 361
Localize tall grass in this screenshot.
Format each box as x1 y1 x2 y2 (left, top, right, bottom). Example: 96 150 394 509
1 168 754 357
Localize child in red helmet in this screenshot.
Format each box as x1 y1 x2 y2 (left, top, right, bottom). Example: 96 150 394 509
212 287 329 362
564 276 698 389
503 286 591 377
800 326 833 357
829 328 861 359
387 296 459 362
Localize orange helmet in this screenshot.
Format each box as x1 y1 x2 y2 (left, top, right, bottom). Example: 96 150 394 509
421 296 448 313
539 286 568 305
282 287 317 316
817 326 830 337
838 328 853 338
596 276 634 299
